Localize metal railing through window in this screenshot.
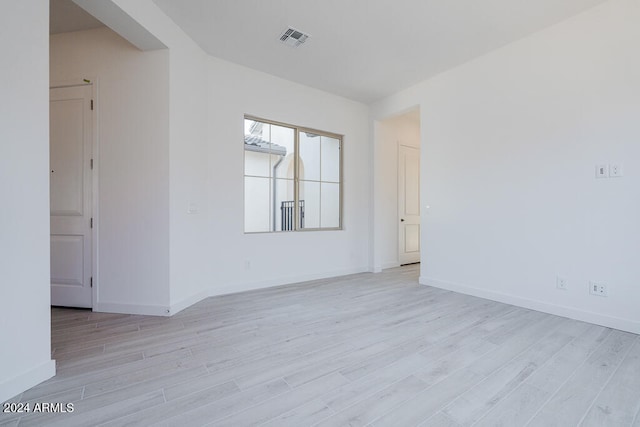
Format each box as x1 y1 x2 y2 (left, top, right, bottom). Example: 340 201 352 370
281 200 305 231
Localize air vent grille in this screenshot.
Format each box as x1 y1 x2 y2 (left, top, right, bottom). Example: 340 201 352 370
279 27 310 47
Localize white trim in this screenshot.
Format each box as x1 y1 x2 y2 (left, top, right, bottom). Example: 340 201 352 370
211 267 370 298
0 360 56 403
93 302 170 317
169 290 210 316
421 276 640 335
382 261 401 270
95 268 369 317
372 261 400 273
89 79 99 310
49 78 94 89
167 267 368 316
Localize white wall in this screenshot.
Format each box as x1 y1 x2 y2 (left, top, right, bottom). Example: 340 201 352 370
374 113 421 271
372 0 640 334
207 56 371 295
50 0 371 314
50 28 171 314
0 0 55 402
117 0 372 301
106 0 211 313
165 27 210 313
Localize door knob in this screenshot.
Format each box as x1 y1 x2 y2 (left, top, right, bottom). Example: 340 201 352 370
401 219 405 222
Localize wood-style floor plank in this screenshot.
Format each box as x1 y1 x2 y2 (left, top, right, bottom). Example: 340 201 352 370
441 321 586 425
209 372 349 426
527 329 637 427
1 265 638 427
260 398 334 427
315 375 430 427
473 323 610 427
581 336 640 427
370 312 564 426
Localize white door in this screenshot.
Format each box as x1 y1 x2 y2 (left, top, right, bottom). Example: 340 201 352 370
50 85 93 308
398 145 420 265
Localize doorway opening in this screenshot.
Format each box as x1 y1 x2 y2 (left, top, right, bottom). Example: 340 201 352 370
375 107 421 270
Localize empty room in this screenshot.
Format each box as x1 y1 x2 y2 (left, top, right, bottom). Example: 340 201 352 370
1 0 639 425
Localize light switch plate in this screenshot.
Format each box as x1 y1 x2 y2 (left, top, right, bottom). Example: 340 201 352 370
596 164 608 179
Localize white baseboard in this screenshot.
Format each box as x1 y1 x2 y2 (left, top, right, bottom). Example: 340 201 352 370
382 262 401 270
93 302 170 317
169 290 209 316
112 267 372 317
92 268 369 317
0 360 56 403
420 276 640 335
373 262 401 273
211 267 370 298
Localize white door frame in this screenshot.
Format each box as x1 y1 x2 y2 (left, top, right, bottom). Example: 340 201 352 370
50 78 99 309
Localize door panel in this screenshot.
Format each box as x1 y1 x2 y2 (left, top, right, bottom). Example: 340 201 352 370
50 85 93 308
404 154 420 216
399 145 420 265
50 98 85 216
404 224 420 253
50 235 84 286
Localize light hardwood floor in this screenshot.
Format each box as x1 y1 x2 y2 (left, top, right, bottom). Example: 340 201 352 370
2 265 640 426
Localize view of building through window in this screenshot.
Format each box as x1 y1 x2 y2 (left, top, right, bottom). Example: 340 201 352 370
244 117 342 233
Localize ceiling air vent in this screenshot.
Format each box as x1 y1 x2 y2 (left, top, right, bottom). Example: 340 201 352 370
279 27 310 47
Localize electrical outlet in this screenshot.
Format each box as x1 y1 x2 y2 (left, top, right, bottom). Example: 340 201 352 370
556 276 567 290
589 281 608 297
609 164 624 177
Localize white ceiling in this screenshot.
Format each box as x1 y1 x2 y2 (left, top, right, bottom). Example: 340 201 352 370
51 0 607 101
50 0 104 34
152 0 607 103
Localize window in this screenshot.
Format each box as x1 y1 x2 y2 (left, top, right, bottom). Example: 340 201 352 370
244 116 342 233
